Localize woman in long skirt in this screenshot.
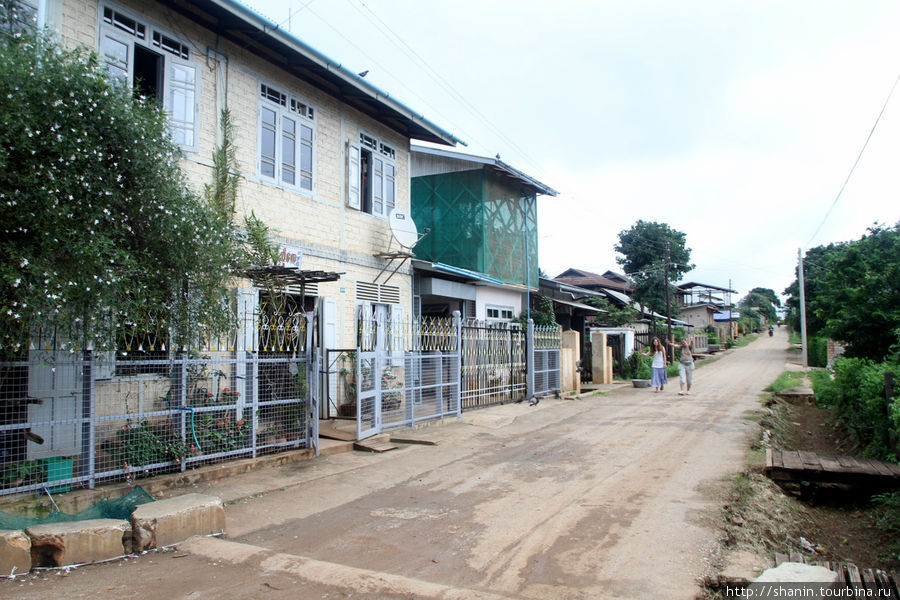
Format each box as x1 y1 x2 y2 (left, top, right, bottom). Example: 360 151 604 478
641 337 668 392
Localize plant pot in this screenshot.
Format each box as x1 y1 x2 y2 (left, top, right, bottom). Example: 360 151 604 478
631 379 652 388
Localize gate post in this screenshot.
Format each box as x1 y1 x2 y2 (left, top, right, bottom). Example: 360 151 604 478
526 319 535 402
453 311 462 417
306 313 318 456
82 350 95 490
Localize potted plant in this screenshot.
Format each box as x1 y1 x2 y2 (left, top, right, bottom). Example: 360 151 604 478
628 352 653 388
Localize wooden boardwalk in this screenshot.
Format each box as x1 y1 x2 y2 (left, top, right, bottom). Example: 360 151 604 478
773 554 900 597
766 449 900 495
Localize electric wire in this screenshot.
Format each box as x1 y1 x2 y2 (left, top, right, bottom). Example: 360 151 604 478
347 0 544 174
807 70 900 247
277 1 481 148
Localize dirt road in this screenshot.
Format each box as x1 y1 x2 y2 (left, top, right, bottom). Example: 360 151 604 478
3 331 789 599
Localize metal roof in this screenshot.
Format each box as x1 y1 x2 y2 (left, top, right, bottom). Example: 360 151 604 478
412 260 506 287
158 0 463 147
550 297 603 313
678 282 738 294
411 145 558 197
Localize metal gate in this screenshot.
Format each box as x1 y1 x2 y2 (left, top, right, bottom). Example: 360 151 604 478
354 312 461 439
531 323 561 397
461 320 526 409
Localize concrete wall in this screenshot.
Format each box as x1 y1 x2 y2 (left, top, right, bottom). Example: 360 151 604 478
475 286 526 321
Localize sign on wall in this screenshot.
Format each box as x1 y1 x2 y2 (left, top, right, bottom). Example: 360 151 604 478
278 246 303 269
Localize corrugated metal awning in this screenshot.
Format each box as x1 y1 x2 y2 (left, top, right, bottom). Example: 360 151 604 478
550 298 604 313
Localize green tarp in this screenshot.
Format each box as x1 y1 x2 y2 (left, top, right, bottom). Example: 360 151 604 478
0 487 154 530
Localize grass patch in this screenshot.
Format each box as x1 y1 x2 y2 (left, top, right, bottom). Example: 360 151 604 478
764 371 806 394
592 390 610 396
730 334 758 349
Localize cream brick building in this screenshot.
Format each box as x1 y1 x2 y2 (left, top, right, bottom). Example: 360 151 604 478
32 0 460 359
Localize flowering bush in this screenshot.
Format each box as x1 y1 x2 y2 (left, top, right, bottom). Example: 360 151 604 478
0 10 240 356
218 387 240 404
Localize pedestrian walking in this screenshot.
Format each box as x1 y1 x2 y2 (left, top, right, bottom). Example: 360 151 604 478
668 336 694 395
641 337 668 392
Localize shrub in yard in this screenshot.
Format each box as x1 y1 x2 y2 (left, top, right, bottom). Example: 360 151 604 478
808 336 829 368
808 370 838 409
872 491 900 560
825 357 899 460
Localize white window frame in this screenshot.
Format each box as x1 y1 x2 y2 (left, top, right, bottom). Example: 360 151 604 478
258 83 315 192
486 305 515 322
98 4 199 152
347 132 397 218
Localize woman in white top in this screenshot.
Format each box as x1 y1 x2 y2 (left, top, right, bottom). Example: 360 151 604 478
641 337 668 392
667 336 695 395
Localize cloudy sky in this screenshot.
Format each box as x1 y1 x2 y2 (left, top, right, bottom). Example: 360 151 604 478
243 0 900 301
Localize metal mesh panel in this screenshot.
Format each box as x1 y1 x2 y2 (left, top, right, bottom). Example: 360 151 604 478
0 316 311 499
533 325 562 397
347 316 461 436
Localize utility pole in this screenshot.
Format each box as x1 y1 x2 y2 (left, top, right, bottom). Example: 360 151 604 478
728 279 732 345
664 241 672 361
798 248 808 370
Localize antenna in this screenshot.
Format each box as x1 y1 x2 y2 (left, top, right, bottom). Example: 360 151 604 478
374 209 429 284
389 210 419 248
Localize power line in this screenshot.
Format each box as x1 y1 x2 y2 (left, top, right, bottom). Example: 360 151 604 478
807 71 900 247
347 0 545 174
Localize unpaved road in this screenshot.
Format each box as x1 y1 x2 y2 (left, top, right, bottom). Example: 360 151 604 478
4 331 789 599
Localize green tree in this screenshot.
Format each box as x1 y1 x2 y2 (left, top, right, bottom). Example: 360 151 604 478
584 296 639 327
784 224 900 361
0 18 240 355
614 220 694 317
738 288 779 328
748 287 781 309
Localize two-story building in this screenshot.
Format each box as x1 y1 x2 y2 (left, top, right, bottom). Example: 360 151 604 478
409 145 556 321
41 0 462 358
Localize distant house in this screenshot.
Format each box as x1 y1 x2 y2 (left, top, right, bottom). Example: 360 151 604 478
553 268 633 295
678 282 737 340
410 146 557 321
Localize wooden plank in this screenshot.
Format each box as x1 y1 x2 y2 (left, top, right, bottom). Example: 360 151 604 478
846 563 865 593
798 450 822 471
774 552 789 566
389 436 438 446
848 457 882 476
884 462 900 476
862 569 878 592
836 455 859 469
789 552 804 564
863 458 896 478
765 448 773 469
353 440 398 453
773 450 784 469
781 451 806 471
873 570 892 594
818 454 847 473
832 563 847 585
318 422 357 442
889 571 900 597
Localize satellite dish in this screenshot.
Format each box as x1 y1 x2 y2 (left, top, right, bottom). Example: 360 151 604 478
388 209 419 248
